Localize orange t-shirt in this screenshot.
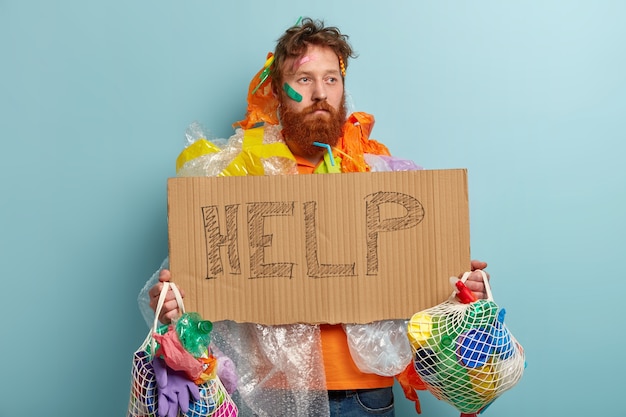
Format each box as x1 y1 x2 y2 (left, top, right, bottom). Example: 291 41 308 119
296 155 394 390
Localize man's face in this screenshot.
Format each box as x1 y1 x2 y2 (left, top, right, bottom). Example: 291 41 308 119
279 44 345 116
277 44 346 159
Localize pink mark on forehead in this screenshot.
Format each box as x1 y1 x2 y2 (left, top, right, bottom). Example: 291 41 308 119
293 54 316 71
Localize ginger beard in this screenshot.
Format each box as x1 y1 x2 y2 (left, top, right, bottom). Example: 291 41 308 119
279 93 347 158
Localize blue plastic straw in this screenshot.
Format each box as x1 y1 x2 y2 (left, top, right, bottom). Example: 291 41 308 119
312 142 335 166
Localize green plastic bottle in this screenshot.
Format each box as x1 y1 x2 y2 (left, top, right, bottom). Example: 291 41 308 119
175 312 213 357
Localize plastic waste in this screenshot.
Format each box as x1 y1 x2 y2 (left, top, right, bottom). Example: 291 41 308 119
175 312 213 358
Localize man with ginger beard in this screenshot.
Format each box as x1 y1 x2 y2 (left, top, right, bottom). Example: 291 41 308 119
276 43 347 164
141 17 492 417
279 95 347 163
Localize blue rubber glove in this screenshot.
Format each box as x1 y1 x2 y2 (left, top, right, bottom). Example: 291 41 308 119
152 356 201 417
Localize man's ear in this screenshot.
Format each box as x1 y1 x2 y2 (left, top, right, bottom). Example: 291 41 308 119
271 80 280 98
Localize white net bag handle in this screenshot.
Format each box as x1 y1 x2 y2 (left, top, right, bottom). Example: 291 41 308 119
450 269 493 301
148 281 185 353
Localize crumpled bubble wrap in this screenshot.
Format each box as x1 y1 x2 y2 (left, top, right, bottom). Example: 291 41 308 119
212 321 330 417
177 123 298 177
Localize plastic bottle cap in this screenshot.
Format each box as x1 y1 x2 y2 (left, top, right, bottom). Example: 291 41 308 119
408 312 433 347
198 321 213 334
440 335 454 347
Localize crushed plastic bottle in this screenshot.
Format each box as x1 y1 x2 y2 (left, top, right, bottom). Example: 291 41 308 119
175 312 213 358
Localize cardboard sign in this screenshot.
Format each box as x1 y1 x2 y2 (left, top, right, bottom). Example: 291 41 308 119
167 169 470 325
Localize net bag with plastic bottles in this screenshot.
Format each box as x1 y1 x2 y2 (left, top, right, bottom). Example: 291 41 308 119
127 282 238 417
407 271 525 414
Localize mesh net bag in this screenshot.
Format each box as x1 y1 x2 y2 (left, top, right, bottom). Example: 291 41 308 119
407 271 525 414
127 282 238 417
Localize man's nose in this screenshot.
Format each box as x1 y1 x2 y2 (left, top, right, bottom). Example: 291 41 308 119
312 83 328 101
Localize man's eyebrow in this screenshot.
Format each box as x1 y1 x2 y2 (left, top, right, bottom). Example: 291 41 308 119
292 68 342 77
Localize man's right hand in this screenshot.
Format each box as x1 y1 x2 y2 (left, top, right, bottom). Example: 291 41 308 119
149 269 185 324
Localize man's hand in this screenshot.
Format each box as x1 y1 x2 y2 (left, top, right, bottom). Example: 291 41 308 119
462 260 490 300
149 269 185 324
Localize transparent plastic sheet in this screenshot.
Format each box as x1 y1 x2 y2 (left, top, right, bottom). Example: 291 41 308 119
184 121 224 148
138 257 169 328
176 124 298 178
211 321 330 417
364 153 423 172
344 319 413 377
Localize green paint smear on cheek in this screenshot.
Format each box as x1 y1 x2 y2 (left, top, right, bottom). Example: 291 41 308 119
283 83 303 102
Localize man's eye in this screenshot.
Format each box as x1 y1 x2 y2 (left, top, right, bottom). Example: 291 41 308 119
326 77 338 84
298 77 310 83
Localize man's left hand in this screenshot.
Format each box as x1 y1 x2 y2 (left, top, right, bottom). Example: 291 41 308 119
463 259 490 299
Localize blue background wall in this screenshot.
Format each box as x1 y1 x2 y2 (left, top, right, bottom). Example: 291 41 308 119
1 1 625 416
